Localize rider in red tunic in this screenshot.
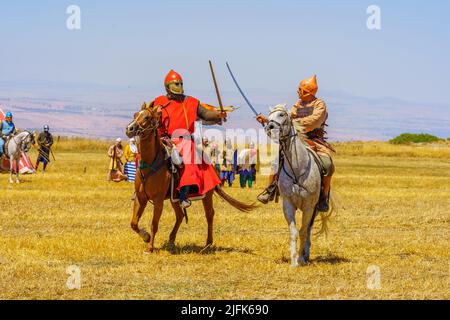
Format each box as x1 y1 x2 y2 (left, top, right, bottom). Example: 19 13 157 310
154 70 227 209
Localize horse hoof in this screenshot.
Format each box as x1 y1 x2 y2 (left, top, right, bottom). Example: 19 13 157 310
200 243 213 254
297 257 309 266
166 241 175 249
138 230 150 243
144 246 154 254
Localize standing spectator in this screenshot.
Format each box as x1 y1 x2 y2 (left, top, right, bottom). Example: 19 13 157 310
107 138 127 182
220 138 236 187
238 142 257 188
123 137 138 182
207 138 221 177
35 125 54 172
249 142 258 185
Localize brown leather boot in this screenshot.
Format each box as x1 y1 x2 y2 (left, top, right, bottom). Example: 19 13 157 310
318 176 332 212
317 191 330 212
257 182 278 204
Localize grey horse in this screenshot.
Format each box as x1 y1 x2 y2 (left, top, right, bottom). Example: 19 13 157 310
3 131 35 183
265 104 331 267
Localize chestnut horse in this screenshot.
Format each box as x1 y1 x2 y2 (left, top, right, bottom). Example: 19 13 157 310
125 106 257 253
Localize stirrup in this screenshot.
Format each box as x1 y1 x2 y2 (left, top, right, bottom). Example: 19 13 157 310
257 183 278 204
180 199 192 209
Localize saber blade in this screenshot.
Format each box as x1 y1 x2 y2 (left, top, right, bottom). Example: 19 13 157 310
226 62 260 117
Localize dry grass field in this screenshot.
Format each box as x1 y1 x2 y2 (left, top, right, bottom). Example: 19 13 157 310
0 139 449 300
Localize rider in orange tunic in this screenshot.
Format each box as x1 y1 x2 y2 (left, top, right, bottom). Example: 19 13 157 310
153 70 226 209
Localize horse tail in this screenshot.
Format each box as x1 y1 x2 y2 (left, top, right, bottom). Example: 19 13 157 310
314 192 336 236
214 186 259 213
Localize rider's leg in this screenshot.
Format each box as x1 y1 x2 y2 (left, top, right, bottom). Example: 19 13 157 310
323 176 332 196
0 139 4 157
179 185 191 209
317 154 335 212
318 175 332 212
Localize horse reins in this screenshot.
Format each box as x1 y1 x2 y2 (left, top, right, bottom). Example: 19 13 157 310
268 109 311 193
134 110 166 202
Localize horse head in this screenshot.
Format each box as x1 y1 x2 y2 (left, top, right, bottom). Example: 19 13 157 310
266 104 293 142
19 131 36 153
126 106 162 139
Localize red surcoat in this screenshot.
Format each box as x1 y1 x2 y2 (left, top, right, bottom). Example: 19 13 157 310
154 95 221 195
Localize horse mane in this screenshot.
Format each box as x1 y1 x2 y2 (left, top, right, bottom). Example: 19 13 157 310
269 103 288 115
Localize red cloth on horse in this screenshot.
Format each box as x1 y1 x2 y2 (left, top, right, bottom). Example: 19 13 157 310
154 95 221 195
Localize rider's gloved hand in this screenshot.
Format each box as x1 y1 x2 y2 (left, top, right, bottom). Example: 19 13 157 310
214 111 227 125
256 114 268 125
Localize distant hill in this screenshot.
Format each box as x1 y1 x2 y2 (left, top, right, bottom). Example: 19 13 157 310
0 81 449 141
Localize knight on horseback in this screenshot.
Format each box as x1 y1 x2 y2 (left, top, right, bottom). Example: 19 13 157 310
126 70 257 252
0 112 17 158
149 70 227 209
256 75 335 212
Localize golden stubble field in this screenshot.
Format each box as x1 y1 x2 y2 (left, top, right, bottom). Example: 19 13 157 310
0 139 449 300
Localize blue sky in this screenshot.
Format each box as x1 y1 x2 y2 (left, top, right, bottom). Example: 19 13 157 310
1 0 449 104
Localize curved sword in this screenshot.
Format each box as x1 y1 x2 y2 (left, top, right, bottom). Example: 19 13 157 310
226 62 260 117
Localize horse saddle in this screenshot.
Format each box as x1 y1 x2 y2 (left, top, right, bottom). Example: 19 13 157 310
166 165 205 203
305 145 326 177
160 139 205 203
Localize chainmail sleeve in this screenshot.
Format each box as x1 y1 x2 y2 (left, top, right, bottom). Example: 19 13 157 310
197 104 223 124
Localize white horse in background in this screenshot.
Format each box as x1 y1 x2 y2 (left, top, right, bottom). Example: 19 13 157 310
265 104 331 267
3 131 35 183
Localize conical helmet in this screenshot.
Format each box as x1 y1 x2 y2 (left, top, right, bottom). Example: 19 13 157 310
164 70 184 95
298 75 318 98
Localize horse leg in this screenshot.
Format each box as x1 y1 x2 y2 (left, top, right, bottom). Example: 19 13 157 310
15 159 20 183
282 198 298 267
202 190 215 246
9 156 14 184
298 207 315 266
302 208 318 263
146 199 164 253
168 201 185 246
303 223 313 263
131 196 150 243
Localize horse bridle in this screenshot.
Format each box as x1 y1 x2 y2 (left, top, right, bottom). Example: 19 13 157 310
268 108 295 142
133 110 160 138
267 109 310 192
11 131 33 153
132 109 167 202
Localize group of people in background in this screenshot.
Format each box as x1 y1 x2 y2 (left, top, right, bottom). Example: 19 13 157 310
109 135 258 188
0 111 54 173
202 137 257 189
107 137 138 183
